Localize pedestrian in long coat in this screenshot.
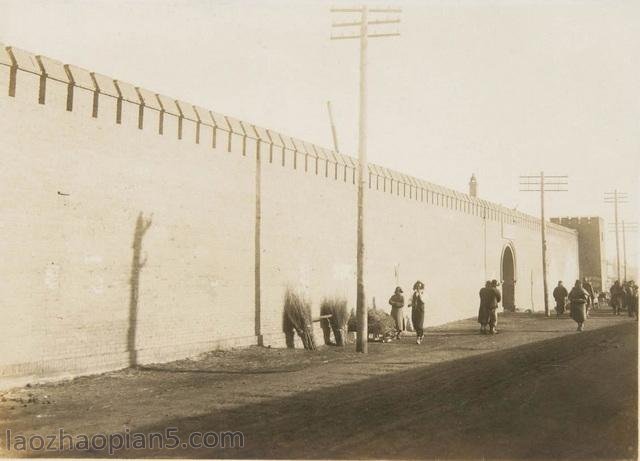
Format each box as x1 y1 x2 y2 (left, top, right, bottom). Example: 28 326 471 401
610 281 624 316
553 281 568 318
624 282 634 317
569 279 590 331
409 281 426 344
487 280 502 334
631 285 639 320
388 286 405 339
477 281 491 334
582 278 594 316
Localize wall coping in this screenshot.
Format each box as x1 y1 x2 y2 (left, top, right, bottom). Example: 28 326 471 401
0 42 578 236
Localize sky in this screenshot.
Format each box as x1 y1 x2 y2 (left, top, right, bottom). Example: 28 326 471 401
1 0 638 269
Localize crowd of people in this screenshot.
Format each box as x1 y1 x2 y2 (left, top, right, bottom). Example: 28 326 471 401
388 281 426 344
389 279 502 344
477 280 502 335
553 278 638 331
387 277 639 344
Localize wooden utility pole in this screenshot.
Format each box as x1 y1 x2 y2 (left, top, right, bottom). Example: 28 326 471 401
540 172 549 317
355 5 368 353
605 190 628 282
623 220 627 281
326 101 340 153
483 209 488 280
609 220 637 282
331 6 401 353
519 172 568 317
614 191 621 281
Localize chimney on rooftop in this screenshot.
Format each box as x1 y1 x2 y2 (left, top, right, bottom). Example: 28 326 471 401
469 174 478 198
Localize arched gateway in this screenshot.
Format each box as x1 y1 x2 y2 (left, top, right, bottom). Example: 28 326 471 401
501 244 516 311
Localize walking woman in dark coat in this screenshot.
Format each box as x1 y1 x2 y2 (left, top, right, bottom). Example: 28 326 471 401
631 285 639 320
409 281 426 344
553 281 568 318
388 286 405 340
610 280 624 316
478 281 491 334
487 280 502 334
569 279 590 331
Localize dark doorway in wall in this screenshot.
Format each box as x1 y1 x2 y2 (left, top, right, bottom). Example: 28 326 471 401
501 245 516 311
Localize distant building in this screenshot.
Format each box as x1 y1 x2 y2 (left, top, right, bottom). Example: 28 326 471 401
551 216 607 291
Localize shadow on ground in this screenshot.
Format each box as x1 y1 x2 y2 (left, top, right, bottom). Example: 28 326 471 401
54 322 636 460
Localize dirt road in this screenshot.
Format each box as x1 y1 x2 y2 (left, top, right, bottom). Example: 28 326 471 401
0 311 636 459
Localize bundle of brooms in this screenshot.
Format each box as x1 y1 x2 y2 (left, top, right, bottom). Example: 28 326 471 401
320 297 349 346
283 289 316 350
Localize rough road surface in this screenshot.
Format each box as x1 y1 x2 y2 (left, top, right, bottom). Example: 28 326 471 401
0 310 636 459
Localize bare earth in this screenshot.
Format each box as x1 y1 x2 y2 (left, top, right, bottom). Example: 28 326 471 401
0 310 637 459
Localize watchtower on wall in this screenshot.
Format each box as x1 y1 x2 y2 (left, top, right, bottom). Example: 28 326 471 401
469 174 478 198
550 216 607 291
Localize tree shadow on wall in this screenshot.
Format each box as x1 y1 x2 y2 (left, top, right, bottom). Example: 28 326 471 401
127 212 153 368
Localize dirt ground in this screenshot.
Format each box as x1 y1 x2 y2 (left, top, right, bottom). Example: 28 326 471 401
0 310 637 459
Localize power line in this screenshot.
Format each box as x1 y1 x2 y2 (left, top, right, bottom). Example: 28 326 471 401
330 7 402 13
332 19 401 27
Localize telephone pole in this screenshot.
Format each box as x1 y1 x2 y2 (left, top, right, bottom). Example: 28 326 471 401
604 190 628 282
326 101 340 153
519 172 568 317
331 6 401 353
608 220 637 282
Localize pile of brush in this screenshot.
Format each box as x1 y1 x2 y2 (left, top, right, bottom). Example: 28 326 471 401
347 308 357 332
320 297 350 346
282 289 316 350
367 308 397 341
347 307 397 342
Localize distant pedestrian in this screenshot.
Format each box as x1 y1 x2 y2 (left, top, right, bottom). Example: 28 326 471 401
610 281 624 316
582 278 594 316
409 281 426 344
388 286 405 340
623 282 634 317
477 281 491 334
487 280 502 334
569 279 590 331
631 284 639 320
553 281 568 318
